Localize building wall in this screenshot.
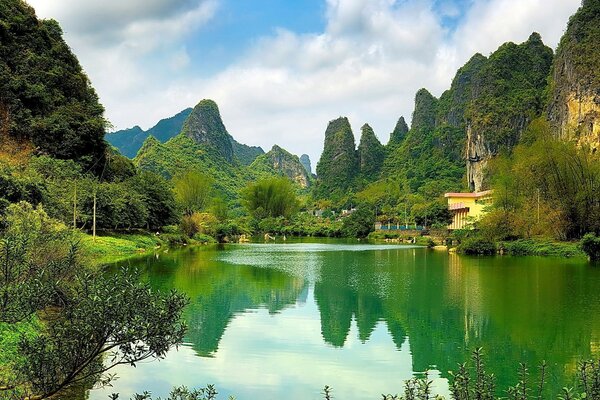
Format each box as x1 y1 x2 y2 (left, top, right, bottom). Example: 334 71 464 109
447 194 492 230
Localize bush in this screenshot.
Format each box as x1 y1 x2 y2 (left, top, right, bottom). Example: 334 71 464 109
457 237 497 255
581 233 600 261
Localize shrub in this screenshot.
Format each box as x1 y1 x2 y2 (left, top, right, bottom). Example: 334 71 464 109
581 233 600 261
457 237 497 255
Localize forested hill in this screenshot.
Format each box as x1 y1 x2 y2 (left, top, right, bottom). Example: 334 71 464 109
314 32 559 201
0 0 106 170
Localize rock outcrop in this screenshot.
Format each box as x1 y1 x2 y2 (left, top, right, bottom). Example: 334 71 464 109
358 124 384 180
300 154 312 175
181 100 234 162
388 116 409 146
250 145 311 188
548 0 600 149
315 117 358 195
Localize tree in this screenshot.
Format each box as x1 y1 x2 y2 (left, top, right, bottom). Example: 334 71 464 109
241 177 299 220
173 171 214 216
0 202 188 400
129 172 179 230
341 204 376 238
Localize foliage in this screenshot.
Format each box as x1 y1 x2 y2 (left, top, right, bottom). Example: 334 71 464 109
480 119 600 241
242 177 299 220
357 124 385 181
181 212 219 238
500 239 584 258
0 203 188 400
411 200 452 228
131 171 179 230
0 0 107 170
581 233 600 261
457 237 497 255
173 171 214 216
315 117 359 197
341 205 376 238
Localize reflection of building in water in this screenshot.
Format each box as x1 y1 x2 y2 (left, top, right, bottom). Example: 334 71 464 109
446 253 487 345
445 191 493 230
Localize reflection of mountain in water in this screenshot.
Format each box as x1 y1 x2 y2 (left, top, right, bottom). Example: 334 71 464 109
130 244 600 395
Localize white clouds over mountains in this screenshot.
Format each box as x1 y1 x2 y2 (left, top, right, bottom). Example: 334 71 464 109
29 0 580 163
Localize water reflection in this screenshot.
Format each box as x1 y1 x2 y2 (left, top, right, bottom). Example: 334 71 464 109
96 242 600 399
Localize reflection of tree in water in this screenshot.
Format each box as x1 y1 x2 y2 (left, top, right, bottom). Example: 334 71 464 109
128 245 600 396
132 247 308 357
314 249 600 395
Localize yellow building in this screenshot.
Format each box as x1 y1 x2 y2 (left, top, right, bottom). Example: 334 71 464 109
444 190 493 230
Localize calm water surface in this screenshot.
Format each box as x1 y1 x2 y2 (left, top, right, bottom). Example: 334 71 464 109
89 239 600 399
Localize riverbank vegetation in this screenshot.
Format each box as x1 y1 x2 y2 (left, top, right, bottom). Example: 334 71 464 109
0 202 188 399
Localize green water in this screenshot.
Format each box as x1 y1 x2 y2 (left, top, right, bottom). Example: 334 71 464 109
89 240 600 400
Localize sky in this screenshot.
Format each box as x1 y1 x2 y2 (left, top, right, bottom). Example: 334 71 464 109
28 0 581 165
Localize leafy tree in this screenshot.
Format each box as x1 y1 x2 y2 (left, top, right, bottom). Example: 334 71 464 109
341 204 376 238
173 171 214 216
0 202 188 399
242 177 299 220
0 0 107 170
129 172 178 230
412 200 453 228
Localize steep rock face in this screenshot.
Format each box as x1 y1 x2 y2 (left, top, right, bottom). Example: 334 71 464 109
316 117 358 195
549 0 600 148
388 116 409 146
300 154 312 175
463 33 553 190
411 89 438 133
251 145 311 188
358 124 385 180
181 99 234 162
0 0 106 169
107 108 193 158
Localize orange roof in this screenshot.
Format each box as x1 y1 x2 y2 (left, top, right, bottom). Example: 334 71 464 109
444 190 493 198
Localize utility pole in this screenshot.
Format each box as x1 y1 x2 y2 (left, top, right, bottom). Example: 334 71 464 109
404 202 408 229
537 188 540 224
92 189 97 242
73 182 77 229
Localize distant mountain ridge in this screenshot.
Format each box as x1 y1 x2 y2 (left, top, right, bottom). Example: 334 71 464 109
107 106 265 165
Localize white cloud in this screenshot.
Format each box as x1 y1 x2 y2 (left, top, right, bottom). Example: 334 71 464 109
28 0 581 165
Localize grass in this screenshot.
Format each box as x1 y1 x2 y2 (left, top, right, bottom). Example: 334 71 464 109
78 232 167 265
0 318 40 386
500 238 585 258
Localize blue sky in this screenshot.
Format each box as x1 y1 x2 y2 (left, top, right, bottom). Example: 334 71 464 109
30 0 581 164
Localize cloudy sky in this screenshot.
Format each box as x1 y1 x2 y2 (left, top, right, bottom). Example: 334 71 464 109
29 0 581 164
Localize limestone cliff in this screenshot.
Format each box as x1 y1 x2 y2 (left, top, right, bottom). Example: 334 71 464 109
300 154 312 175
181 99 234 162
358 124 384 180
315 117 358 195
548 0 600 149
250 145 311 188
388 116 409 146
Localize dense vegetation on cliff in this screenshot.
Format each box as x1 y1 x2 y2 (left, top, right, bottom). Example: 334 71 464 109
0 0 107 170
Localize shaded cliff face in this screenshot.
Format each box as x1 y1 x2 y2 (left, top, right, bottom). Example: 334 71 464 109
358 124 384 180
181 100 234 162
388 116 409 146
460 33 553 191
316 117 358 195
251 145 311 188
549 0 600 148
300 154 312 175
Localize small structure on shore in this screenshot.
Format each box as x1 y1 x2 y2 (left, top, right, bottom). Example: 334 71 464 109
444 190 493 230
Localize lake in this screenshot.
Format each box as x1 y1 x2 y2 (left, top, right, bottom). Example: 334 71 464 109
89 239 600 400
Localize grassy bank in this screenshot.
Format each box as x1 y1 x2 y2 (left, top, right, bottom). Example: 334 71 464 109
79 232 167 265
455 235 586 258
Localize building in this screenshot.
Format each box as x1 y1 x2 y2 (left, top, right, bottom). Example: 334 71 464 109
444 190 493 230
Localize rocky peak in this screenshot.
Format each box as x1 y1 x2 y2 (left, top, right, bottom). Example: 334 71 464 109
181 99 234 162
252 145 311 188
388 116 409 145
316 117 358 194
358 123 384 180
300 154 312 175
411 89 438 133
